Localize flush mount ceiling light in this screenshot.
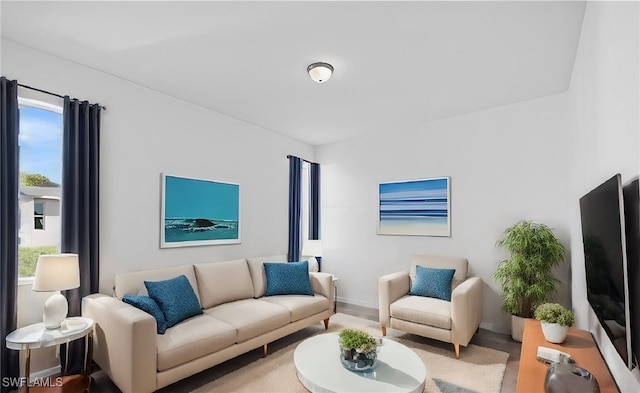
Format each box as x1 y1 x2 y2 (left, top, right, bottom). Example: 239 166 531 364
307 62 334 83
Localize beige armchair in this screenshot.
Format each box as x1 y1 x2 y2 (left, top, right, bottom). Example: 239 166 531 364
379 255 482 358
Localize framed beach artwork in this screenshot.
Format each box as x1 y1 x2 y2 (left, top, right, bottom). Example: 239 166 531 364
161 174 240 248
378 177 451 237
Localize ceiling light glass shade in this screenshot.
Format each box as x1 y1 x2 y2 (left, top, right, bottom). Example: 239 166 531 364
307 62 334 83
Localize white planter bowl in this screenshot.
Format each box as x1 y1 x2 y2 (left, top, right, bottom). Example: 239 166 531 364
541 322 570 344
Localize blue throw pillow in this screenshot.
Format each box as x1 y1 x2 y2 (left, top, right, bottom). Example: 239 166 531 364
144 275 203 328
123 294 168 334
410 265 456 301
264 261 314 296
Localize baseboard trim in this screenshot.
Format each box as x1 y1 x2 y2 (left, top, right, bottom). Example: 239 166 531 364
30 365 61 380
480 322 494 331
336 297 378 310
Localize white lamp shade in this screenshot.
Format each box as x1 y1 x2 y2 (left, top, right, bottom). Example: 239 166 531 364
307 62 333 83
301 240 323 257
32 254 80 292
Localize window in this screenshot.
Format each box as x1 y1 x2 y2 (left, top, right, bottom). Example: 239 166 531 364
17 95 63 278
34 201 45 229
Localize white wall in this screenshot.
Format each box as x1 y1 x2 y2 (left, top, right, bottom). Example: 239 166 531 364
2 39 314 295
567 2 640 390
317 92 571 334
3 38 313 373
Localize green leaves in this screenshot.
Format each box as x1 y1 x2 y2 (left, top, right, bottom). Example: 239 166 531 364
338 329 377 353
494 221 566 318
534 303 574 327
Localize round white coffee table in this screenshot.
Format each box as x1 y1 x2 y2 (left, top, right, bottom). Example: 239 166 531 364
294 333 426 393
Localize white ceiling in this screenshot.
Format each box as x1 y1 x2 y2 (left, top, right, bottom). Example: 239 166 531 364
1 1 586 146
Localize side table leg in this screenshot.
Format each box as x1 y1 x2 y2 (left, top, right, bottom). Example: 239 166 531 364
64 343 70 376
83 332 91 376
25 347 31 393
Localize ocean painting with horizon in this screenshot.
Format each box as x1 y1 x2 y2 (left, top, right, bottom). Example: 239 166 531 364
378 177 450 237
161 174 240 247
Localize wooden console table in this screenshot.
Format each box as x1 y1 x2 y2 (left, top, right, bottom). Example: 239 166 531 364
516 319 618 392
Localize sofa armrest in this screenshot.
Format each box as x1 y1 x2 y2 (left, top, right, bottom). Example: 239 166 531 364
450 276 483 347
310 272 334 314
82 294 157 393
378 271 410 327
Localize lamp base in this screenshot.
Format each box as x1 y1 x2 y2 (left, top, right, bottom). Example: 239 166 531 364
43 293 68 329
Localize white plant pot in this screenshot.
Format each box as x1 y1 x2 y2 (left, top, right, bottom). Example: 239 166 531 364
541 322 570 344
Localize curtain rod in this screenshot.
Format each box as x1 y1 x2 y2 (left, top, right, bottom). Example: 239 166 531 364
18 83 107 111
286 155 317 165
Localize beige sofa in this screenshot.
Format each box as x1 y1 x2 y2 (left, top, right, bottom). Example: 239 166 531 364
378 255 482 358
82 255 334 393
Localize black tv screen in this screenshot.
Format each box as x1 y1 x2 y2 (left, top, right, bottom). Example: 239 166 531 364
623 178 639 369
580 174 632 369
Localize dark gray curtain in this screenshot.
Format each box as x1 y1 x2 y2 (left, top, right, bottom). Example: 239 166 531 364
309 163 321 270
0 77 19 390
287 156 302 262
60 97 101 374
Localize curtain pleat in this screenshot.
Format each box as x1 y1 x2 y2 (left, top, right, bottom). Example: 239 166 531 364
60 97 101 374
0 77 20 391
288 156 302 262
309 163 321 270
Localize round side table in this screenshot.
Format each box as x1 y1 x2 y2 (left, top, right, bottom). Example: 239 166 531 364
5 317 94 393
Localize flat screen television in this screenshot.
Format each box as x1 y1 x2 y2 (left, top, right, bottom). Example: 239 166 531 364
623 178 639 369
580 174 632 369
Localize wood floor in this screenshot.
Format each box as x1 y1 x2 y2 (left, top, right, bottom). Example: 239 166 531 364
88 302 522 393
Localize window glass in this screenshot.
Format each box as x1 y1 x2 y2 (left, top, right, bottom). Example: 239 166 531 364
18 101 63 277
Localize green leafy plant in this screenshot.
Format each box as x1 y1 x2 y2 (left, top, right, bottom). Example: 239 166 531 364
18 245 59 277
534 303 575 327
338 329 377 353
494 221 566 318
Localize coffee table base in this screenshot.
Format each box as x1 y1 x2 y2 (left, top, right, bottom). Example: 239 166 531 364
294 333 426 393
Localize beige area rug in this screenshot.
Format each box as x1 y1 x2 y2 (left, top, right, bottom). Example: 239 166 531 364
191 313 508 393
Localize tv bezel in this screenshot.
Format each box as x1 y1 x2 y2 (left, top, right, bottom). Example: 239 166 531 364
580 173 633 369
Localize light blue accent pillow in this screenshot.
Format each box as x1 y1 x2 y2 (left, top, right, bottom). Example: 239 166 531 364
144 275 203 328
123 294 168 334
410 265 456 301
264 261 314 296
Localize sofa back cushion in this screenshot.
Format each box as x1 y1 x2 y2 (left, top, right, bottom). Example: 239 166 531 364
194 259 254 309
114 265 201 303
410 255 468 291
246 255 288 298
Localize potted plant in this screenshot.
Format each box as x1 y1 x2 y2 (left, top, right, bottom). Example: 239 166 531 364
494 220 566 342
534 303 575 343
338 328 378 371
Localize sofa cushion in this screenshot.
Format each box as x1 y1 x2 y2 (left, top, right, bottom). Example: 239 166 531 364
391 295 452 330
145 275 203 328
264 261 314 296
260 295 329 322
410 265 455 301
194 259 254 309
205 298 290 343
122 294 168 334
246 255 288 298
156 314 237 372
114 264 201 303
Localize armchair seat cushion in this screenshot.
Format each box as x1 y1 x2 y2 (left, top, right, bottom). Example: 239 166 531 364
390 295 452 330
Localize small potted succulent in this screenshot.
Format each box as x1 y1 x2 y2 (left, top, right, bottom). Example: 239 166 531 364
338 328 378 371
534 303 575 344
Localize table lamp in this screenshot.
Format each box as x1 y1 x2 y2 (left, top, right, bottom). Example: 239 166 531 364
301 240 323 272
32 254 80 329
